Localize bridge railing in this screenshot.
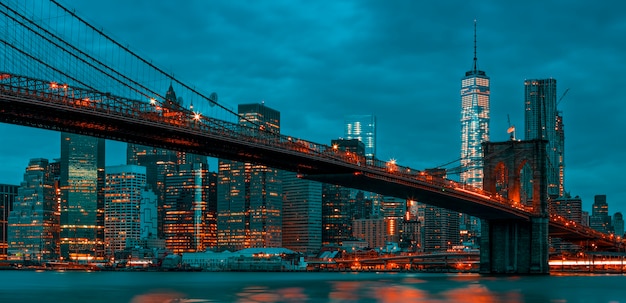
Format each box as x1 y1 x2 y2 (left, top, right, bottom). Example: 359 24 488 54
363 156 533 214
0 72 359 164
1 72 532 215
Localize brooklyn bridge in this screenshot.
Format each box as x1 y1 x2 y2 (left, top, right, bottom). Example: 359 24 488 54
0 0 621 274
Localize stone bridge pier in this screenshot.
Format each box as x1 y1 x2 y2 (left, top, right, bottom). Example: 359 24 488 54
479 140 549 274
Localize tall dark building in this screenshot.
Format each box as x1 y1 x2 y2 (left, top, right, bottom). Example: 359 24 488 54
60 133 105 261
322 139 371 245
0 184 18 260
613 212 624 238
217 103 282 250
590 195 611 233
282 171 322 255
524 78 562 198
422 169 460 252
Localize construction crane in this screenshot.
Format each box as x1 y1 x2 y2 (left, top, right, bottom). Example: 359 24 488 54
557 88 570 106
507 114 516 140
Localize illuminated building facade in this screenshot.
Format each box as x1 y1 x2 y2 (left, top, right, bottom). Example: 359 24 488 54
60 132 105 261
552 195 582 224
423 205 460 252
104 165 157 257
352 218 399 250
126 144 177 239
7 159 59 261
217 103 282 250
344 115 376 160
127 84 207 239
524 78 561 198
556 112 565 197
163 163 214 253
460 23 490 189
381 196 406 220
0 184 18 260
459 23 488 248
282 171 322 255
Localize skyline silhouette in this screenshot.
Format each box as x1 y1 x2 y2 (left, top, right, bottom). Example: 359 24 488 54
0 0 624 215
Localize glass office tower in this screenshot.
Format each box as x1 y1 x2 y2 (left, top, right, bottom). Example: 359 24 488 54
460 24 490 189
524 78 561 198
7 159 58 261
60 132 105 261
217 103 282 250
458 22 488 249
344 114 376 161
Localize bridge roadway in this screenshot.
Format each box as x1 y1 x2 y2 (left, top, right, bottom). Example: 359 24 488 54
0 72 617 247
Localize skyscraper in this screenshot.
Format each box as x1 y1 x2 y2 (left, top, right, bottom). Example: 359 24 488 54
422 169 460 252
343 117 381 218
613 212 624 238
7 159 59 261
523 78 561 198
217 103 282 250
321 139 372 245
0 184 18 260
555 112 565 197
344 115 376 161
282 171 322 255
458 21 488 249
164 162 213 253
460 21 490 189
104 165 157 257
60 132 105 261
127 84 207 239
590 194 611 233
126 144 177 239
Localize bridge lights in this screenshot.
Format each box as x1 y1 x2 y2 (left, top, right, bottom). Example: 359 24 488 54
193 112 201 121
149 98 157 105
386 159 397 172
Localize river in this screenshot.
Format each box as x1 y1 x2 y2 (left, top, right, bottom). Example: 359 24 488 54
0 270 625 302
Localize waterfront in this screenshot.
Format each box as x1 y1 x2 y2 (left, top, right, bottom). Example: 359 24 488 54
1 271 625 302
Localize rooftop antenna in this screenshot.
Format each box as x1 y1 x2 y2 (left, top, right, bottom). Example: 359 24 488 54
473 19 478 72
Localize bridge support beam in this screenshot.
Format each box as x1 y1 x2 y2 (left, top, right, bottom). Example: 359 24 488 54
480 217 549 274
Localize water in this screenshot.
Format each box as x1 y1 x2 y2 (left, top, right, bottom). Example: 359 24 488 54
0 271 625 303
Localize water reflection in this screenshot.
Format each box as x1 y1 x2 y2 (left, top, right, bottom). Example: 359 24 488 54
1 271 623 303
120 274 521 303
130 291 183 303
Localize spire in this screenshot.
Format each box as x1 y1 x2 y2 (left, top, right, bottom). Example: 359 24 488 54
473 19 478 72
165 82 178 106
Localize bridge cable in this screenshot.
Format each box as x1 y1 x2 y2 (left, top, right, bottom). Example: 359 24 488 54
49 0 268 132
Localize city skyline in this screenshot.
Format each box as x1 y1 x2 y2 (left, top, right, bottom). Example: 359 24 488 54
0 1 624 216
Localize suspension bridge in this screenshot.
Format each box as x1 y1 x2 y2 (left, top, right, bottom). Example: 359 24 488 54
0 0 621 274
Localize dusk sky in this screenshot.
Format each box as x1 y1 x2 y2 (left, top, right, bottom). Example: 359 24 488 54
1 1 625 215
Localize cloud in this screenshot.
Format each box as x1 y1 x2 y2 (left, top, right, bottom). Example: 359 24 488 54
2 0 625 214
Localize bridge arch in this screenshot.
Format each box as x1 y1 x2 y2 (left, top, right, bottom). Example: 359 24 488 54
483 140 548 215
480 139 549 274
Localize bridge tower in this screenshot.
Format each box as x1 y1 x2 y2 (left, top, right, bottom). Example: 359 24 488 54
480 139 549 274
